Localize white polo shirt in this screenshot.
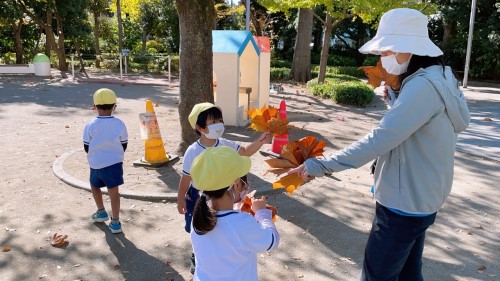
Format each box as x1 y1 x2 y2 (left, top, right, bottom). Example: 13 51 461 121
191 210 279 281
182 138 240 188
83 116 128 169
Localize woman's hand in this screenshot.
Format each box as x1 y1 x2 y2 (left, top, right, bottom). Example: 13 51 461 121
287 164 314 181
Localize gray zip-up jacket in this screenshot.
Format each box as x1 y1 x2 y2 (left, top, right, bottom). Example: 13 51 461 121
305 65 470 214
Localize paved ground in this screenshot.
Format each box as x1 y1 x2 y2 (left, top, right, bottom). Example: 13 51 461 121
0 70 498 281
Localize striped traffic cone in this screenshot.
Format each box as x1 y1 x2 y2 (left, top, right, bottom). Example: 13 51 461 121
271 100 289 154
133 100 178 168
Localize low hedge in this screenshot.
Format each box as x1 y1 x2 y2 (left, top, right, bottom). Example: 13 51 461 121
307 76 375 107
270 67 291 80
312 66 366 78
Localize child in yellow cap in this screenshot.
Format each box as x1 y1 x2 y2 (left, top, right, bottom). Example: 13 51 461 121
83 88 128 234
177 102 272 273
190 146 279 281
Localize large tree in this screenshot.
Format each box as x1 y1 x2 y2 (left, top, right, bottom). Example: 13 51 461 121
88 0 110 68
261 0 433 83
175 0 216 153
13 0 89 71
0 3 25 63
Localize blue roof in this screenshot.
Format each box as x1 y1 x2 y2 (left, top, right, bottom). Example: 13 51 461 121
212 30 260 56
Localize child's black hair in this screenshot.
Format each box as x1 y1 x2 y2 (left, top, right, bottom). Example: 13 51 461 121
95 104 115 110
192 187 228 235
195 106 223 136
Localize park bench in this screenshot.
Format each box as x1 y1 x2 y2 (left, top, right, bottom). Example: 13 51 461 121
0 64 35 75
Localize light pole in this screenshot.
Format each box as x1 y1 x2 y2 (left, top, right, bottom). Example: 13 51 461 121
463 0 477 88
246 0 250 31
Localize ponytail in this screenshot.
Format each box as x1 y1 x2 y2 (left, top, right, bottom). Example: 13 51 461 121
192 188 228 235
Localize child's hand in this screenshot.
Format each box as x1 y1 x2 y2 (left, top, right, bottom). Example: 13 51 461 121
259 131 272 144
251 196 268 212
177 199 187 214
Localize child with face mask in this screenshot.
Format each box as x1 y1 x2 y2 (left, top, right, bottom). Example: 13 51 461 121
177 102 272 274
189 146 279 281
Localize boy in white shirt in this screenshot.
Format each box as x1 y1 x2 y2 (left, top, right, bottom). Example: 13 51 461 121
190 146 280 281
83 88 128 234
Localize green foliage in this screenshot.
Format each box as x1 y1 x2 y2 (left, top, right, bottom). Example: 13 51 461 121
307 77 375 106
312 66 365 78
271 59 292 68
311 53 357 66
270 67 291 80
362 56 379 66
0 52 16 64
430 0 500 80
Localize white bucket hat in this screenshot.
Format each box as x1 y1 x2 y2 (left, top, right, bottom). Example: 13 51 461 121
359 8 443 57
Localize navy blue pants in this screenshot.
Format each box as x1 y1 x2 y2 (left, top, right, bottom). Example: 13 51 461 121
361 202 436 281
184 186 200 233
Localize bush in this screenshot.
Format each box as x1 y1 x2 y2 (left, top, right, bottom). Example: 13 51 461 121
312 66 365 78
270 67 291 80
307 77 374 106
362 56 379 66
271 59 291 68
327 54 357 66
101 59 119 70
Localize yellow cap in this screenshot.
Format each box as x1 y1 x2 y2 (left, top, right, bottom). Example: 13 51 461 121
188 102 219 129
191 147 251 191
93 88 117 105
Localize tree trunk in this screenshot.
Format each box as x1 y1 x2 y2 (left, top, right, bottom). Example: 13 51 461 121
12 19 23 64
142 30 147 54
318 14 333 83
54 13 67 71
176 0 216 154
250 12 262 36
73 37 88 78
291 8 313 83
117 0 123 52
442 21 456 49
93 11 101 68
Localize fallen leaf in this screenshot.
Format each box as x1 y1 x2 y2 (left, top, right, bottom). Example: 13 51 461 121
2 245 11 252
483 117 493 121
50 233 69 247
64 125 70 128
467 229 473 235
477 265 486 272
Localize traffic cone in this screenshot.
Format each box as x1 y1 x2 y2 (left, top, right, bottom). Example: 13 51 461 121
271 100 289 154
134 100 177 168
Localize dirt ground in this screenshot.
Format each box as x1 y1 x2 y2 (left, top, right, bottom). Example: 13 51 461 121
0 73 498 281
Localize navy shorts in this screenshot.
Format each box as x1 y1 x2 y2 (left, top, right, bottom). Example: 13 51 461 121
184 185 200 233
90 162 124 189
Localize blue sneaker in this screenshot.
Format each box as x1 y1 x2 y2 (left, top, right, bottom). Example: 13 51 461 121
108 221 123 234
91 211 109 222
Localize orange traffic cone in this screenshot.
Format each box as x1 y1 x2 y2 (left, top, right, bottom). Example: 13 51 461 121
271 100 289 154
134 100 177 168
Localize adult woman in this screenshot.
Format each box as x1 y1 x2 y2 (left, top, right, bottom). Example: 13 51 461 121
289 8 470 280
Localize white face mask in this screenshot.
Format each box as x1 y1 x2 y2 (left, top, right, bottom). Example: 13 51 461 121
228 179 249 204
203 123 224 139
381 53 411 75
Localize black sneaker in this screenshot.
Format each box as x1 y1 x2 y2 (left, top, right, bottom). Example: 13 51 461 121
190 253 196 274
